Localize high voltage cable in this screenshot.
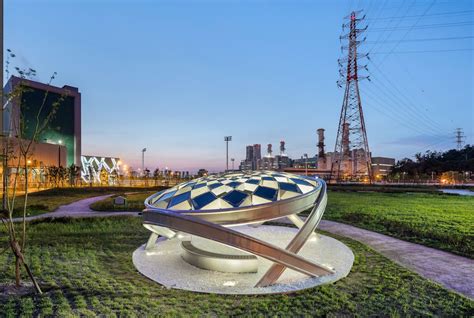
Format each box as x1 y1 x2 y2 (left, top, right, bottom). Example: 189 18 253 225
366 9 474 20
364 69 445 135
402 136 454 159
365 35 474 44
368 0 413 54
397 137 452 160
367 60 446 132
364 59 453 138
377 0 437 67
361 83 444 136
370 21 474 31
371 48 473 54
361 92 443 137
360 80 444 136
362 94 437 137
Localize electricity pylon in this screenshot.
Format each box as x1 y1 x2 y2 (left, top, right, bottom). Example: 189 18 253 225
331 11 373 183
455 128 465 150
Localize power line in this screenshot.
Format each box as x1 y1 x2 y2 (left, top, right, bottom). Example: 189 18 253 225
371 48 473 54
368 0 413 54
370 21 474 31
366 9 474 20
399 136 453 159
362 89 444 137
361 85 445 137
365 35 474 44
367 61 446 133
376 0 437 67
364 68 445 135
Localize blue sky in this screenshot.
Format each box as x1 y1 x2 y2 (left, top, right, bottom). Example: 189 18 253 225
4 0 473 172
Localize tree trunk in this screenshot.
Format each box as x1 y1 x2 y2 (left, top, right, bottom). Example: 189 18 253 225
10 239 42 294
15 257 20 287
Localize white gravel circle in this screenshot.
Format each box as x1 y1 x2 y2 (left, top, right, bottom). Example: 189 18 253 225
133 225 354 294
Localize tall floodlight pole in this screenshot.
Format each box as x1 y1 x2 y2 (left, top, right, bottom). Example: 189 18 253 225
224 136 232 171
231 158 235 170
330 11 372 183
1 0 5 211
142 148 147 176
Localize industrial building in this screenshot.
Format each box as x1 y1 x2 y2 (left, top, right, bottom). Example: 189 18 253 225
239 128 395 181
371 157 396 178
1 76 123 187
3 75 82 167
240 141 291 171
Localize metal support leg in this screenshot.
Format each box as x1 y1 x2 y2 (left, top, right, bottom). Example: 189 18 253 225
255 182 328 287
145 233 159 250
287 214 320 240
144 224 177 250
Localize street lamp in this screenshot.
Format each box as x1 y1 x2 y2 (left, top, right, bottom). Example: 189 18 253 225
142 148 147 176
57 140 62 167
224 136 232 171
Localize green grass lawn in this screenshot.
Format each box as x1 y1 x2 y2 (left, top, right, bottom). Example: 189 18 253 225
1 187 166 218
322 191 474 258
0 217 472 316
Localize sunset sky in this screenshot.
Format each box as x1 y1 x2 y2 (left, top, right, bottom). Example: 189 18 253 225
5 0 473 172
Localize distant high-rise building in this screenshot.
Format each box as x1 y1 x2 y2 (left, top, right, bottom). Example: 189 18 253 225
246 145 254 162
253 144 261 168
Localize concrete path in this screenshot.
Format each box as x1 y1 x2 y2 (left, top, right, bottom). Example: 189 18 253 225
11 194 140 222
11 195 474 299
275 218 474 299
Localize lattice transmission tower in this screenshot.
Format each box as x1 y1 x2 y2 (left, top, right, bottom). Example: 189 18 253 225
455 128 465 150
330 11 373 183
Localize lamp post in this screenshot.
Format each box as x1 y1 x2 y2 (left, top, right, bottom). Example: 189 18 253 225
231 158 235 170
58 139 62 167
224 136 232 171
142 148 147 176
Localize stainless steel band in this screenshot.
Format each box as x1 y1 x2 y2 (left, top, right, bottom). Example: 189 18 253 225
142 178 334 287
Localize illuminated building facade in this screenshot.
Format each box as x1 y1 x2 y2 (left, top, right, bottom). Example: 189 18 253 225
3 76 81 166
81 155 120 184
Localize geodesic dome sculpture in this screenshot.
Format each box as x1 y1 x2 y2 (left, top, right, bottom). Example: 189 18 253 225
136 170 350 291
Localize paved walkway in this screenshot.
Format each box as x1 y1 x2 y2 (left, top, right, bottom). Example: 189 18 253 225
12 196 474 299
276 218 474 299
11 194 140 222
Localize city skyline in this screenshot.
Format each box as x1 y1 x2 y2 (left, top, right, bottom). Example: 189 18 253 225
4 0 473 172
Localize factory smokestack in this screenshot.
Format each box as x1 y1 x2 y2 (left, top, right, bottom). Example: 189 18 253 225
280 140 286 155
317 129 325 158
342 123 350 156
267 143 273 157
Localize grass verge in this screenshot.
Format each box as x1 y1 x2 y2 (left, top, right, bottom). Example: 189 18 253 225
319 191 474 258
0 217 472 316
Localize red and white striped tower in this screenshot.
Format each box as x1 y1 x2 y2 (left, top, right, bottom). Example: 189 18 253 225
331 11 373 183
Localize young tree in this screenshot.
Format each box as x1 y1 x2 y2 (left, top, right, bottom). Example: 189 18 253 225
1 51 65 293
143 168 150 186
68 164 81 187
153 168 160 186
